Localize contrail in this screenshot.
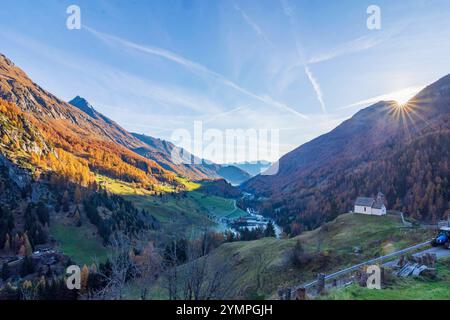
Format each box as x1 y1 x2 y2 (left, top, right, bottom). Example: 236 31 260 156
304 66 326 113
233 2 273 46
83 25 308 119
279 0 327 114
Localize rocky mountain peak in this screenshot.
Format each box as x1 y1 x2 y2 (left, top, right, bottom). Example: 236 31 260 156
69 96 97 119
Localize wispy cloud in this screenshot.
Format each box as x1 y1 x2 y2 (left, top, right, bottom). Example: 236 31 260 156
308 19 410 65
279 0 327 113
233 3 272 46
308 33 388 64
0 30 227 117
84 25 308 119
304 66 326 113
280 0 294 17
339 85 425 110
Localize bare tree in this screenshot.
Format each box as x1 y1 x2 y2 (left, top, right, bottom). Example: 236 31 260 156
134 239 162 300
162 238 181 300
92 233 136 300
182 239 207 300
19 280 37 300
163 232 239 300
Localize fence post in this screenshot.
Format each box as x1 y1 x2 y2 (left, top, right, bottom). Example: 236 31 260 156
317 273 325 294
277 288 289 300
380 266 385 288
294 287 307 300
398 255 406 267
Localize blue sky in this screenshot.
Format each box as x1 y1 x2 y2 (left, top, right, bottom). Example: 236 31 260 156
1 0 450 162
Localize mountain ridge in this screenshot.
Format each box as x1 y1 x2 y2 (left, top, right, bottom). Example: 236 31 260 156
132 132 251 184
242 74 450 234
0 53 177 188
67 90 252 183
68 92 252 184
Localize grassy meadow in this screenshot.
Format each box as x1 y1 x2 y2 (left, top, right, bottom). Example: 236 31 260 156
322 258 450 300
146 213 435 299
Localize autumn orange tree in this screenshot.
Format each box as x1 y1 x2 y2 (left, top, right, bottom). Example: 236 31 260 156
1 98 180 190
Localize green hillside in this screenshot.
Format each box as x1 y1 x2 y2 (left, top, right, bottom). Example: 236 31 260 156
95 175 246 238
45 174 248 267
150 213 434 299
50 223 110 266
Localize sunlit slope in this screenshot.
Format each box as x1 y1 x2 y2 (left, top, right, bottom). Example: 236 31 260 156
243 74 450 233
96 175 246 238
155 213 433 299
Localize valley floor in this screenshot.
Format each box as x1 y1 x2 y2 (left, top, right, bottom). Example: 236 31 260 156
38 174 441 300
48 175 248 266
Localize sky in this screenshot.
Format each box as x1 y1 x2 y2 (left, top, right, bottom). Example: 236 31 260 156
1 0 450 163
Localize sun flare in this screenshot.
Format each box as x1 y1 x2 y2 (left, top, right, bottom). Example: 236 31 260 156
395 101 408 109
389 86 423 106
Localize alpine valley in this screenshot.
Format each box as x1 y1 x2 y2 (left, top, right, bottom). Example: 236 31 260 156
0 52 449 300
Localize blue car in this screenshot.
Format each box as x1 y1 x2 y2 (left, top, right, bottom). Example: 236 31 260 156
432 227 450 249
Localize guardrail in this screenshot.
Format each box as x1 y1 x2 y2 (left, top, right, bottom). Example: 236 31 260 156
438 220 450 228
296 239 433 290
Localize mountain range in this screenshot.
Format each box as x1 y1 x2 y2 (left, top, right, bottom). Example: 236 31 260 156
226 161 272 177
1 51 449 237
0 53 249 188
68 96 250 185
242 75 450 234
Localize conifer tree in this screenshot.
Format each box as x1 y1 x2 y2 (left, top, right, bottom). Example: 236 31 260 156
1 262 10 281
80 264 89 294
4 234 10 252
18 245 26 257
74 186 82 204
23 233 33 256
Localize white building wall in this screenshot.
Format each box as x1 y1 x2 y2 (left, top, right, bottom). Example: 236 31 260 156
354 205 371 215
371 208 382 216
355 205 387 215
369 206 387 216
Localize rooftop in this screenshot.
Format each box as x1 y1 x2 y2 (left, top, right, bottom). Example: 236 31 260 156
355 197 375 207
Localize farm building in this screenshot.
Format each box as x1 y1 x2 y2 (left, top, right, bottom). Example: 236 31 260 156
354 192 386 216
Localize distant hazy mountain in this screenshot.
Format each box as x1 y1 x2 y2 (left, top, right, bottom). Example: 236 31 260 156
217 165 251 185
227 161 272 177
243 75 450 234
132 133 251 184
131 132 220 180
67 94 251 184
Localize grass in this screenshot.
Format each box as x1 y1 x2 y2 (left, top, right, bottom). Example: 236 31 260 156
48 174 204 266
50 223 109 266
189 192 247 219
95 174 201 195
175 176 201 191
298 213 431 256
126 193 214 238
149 213 435 299
322 259 450 300
95 175 153 196
75 175 439 300
95 174 246 238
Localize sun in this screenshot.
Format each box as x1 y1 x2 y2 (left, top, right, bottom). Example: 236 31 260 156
395 97 410 106
392 99 413 114
389 85 423 106
395 101 408 109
